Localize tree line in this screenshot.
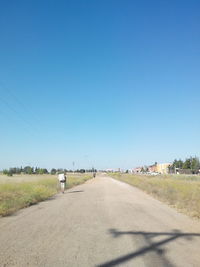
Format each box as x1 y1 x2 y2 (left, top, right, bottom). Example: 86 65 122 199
2 166 97 176
3 166 48 176
169 156 200 174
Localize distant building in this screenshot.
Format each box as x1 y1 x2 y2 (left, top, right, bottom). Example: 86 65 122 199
148 164 157 173
156 163 171 174
132 167 142 173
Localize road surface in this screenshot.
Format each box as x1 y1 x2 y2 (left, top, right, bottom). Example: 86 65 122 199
0 175 200 267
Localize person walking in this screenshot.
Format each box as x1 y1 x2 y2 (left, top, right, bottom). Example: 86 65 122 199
58 172 67 193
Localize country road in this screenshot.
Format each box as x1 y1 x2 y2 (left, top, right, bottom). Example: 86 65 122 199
0 175 200 267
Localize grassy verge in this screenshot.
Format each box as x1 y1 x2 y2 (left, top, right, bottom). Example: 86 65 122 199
0 174 92 216
109 173 200 219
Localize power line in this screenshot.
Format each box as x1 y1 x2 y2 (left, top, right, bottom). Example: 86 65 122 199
0 94 42 139
0 81 49 137
0 82 41 122
0 81 44 134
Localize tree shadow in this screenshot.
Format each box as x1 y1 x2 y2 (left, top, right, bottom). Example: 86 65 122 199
97 229 200 267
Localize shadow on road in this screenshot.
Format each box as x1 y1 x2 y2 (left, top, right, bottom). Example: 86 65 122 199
97 229 200 267
67 190 84 194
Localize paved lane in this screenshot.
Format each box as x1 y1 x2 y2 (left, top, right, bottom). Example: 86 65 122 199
0 175 200 266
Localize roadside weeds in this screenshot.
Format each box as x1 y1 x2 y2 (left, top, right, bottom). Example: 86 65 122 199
110 173 200 219
0 175 92 216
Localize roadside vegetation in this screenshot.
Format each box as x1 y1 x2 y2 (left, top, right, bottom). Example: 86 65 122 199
109 173 200 218
0 174 92 216
2 166 97 176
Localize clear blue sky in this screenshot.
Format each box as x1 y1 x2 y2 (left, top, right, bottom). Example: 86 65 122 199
0 0 200 170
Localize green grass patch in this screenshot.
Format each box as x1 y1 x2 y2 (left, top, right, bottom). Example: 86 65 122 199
109 173 200 218
0 174 92 216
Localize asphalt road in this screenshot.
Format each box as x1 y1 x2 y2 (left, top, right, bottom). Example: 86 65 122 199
0 175 200 267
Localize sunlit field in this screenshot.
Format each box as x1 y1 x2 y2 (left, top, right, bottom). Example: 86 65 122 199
109 173 200 219
0 173 92 216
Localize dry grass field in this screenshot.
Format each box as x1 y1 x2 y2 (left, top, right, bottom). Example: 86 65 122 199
109 173 200 219
0 173 92 216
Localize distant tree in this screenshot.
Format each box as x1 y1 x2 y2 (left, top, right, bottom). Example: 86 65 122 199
51 168 57 175
57 168 63 174
43 168 48 174
172 159 178 168
3 169 8 175
9 168 15 175
183 158 191 169
3 169 13 176
177 159 183 168
16 167 21 174
37 168 48 174
141 167 144 173
172 159 183 169
24 166 34 174
3 167 21 175
191 157 200 173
